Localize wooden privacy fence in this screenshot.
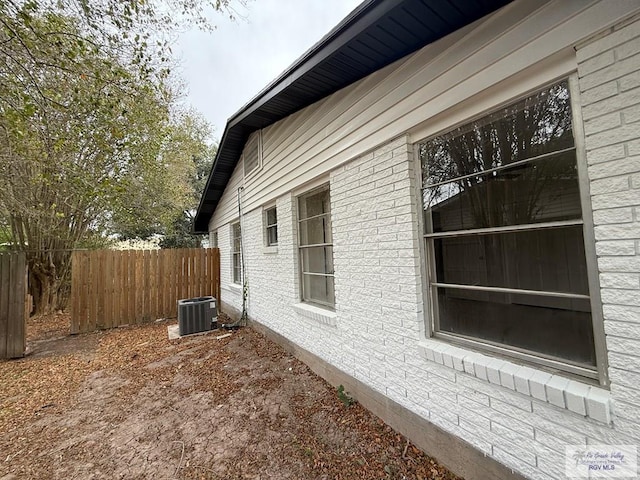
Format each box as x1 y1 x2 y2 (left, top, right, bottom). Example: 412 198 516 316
0 252 27 359
70 248 220 334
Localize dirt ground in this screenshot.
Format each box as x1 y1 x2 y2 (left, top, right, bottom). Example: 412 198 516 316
0 313 462 480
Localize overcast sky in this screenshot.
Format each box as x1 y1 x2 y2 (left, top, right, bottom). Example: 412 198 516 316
175 0 363 142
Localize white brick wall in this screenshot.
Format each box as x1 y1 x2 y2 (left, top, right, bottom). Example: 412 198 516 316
218 222 243 315
577 13 640 443
330 135 423 391
242 194 299 329
209 14 640 480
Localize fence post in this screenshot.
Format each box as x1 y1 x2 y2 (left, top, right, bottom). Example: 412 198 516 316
0 253 27 358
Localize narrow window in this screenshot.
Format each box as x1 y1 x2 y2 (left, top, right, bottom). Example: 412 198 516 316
210 230 218 248
232 222 241 284
298 186 334 308
419 80 598 376
243 131 261 175
265 207 278 246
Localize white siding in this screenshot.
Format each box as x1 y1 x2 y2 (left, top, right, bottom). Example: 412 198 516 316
213 132 640 480
208 158 242 235
210 0 639 228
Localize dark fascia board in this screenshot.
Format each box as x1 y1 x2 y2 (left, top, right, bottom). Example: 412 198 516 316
226 0 404 129
194 0 393 233
194 0 511 233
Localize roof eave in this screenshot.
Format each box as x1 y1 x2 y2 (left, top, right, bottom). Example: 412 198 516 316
193 0 512 233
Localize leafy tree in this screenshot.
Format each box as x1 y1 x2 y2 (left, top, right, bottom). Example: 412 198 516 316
115 111 216 246
159 115 217 249
0 0 241 101
159 213 203 249
0 7 220 314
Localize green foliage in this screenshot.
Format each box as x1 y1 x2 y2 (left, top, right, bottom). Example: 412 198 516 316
0 3 222 313
75 234 114 251
112 110 216 242
337 385 355 407
159 212 205 249
0 0 241 100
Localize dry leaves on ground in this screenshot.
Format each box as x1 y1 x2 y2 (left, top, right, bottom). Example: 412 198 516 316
0 313 462 480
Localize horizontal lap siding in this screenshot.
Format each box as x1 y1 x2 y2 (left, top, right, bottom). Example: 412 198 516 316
208 157 245 232
210 0 639 228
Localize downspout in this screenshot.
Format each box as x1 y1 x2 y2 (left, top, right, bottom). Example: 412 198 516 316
222 186 248 329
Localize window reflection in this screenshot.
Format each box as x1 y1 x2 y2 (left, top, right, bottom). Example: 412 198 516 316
422 81 581 232
424 151 582 232
422 81 574 187
419 80 598 370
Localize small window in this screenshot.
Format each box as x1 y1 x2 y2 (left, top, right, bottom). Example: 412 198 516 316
210 230 218 248
419 79 599 377
298 186 334 308
243 131 261 175
265 207 278 246
232 222 241 284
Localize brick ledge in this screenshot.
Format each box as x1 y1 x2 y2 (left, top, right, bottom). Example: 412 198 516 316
418 339 612 424
292 303 337 326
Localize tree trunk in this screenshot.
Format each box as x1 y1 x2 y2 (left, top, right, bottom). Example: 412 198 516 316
28 255 70 315
30 270 56 315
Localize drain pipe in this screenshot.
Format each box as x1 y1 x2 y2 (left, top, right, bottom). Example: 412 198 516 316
222 186 248 329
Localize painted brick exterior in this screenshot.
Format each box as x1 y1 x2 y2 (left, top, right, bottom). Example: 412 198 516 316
209 14 640 480
217 222 243 315
577 14 640 442
330 136 423 392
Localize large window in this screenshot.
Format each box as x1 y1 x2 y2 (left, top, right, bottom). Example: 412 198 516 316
419 80 599 377
232 222 241 284
298 186 334 308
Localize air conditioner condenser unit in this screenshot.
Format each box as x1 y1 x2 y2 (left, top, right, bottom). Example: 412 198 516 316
177 296 217 336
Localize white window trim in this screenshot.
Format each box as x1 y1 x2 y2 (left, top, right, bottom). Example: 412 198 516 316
231 222 242 285
413 74 608 386
264 204 278 248
291 174 330 197
297 184 335 310
408 49 576 146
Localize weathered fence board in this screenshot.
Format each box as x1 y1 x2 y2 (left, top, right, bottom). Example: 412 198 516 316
0 252 27 358
71 248 220 333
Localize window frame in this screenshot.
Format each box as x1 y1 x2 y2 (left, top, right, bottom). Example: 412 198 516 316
243 130 262 178
417 75 608 385
297 184 335 309
231 222 242 285
264 206 278 247
210 230 218 249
